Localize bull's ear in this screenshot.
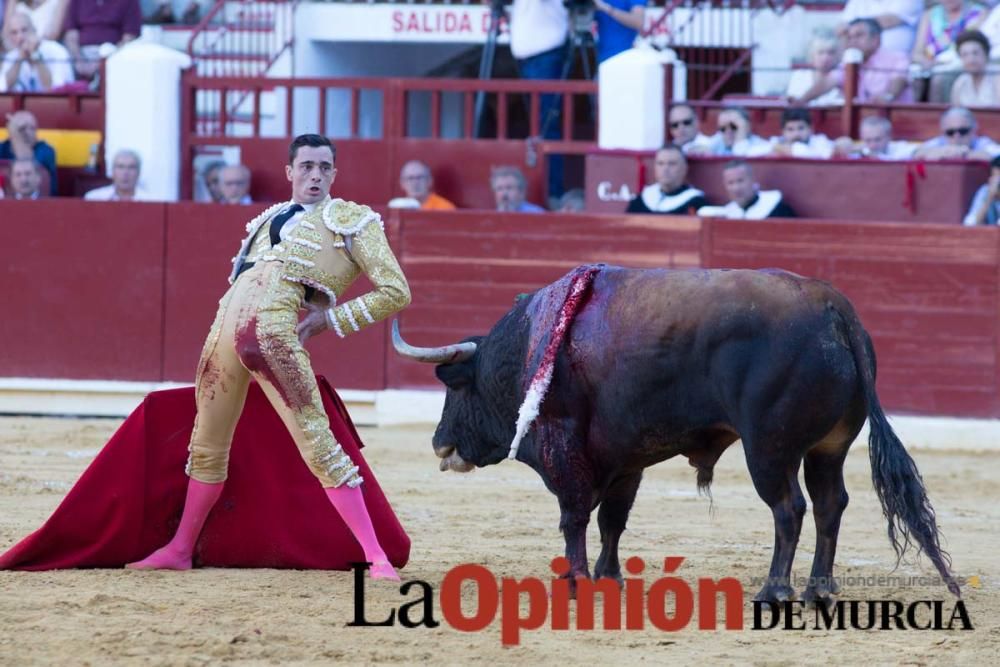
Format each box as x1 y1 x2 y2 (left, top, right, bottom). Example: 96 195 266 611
435 361 474 390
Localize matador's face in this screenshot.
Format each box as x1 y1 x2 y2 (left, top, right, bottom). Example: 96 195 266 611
286 145 336 205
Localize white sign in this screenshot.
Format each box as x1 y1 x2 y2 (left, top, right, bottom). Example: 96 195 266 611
298 5 752 47
300 5 509 44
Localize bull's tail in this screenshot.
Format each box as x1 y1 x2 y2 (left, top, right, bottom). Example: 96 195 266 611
836 301 960 597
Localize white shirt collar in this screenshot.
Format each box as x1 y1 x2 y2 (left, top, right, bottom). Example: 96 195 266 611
290 199 318 212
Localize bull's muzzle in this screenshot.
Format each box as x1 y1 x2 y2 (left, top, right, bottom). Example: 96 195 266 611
434 444 474 473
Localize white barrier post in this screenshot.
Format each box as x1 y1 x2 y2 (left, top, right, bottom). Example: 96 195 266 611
598 46 687 151
104 42 192 201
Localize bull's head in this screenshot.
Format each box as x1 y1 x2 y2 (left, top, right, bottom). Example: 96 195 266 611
392 320 516 472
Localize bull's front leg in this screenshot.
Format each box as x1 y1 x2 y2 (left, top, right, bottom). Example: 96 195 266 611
537 419 595 593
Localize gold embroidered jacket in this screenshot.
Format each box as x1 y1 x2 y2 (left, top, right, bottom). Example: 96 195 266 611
229 196 411 338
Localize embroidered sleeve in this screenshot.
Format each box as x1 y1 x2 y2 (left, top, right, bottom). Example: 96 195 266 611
328 215 410 338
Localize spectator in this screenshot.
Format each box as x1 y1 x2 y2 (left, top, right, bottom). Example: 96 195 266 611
796 19 912 104
835 115 916 159
950 30 999 106
557 188 585 212
200 159 225 203
508 0 568 199
8 156 41 199
910 0 987 102
769 108 835 158
397 160 455 210
697 160 796 219
913 106 1000 160
491 165 545 213
625 144 708 215
63 0 140 81
963 155 1000 225
0 110 56 195
146 0 202 25
84 148 151 201
838 0 923 54
218 164 252 205
593 0 645 64
668 103 713 155
979 4 1000 59
0 12 72 92
785 30 845 107
3 0 69 41
707 106 771 157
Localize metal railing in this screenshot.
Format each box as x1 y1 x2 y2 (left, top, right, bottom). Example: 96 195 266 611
183 74 599 142
187 0 299 78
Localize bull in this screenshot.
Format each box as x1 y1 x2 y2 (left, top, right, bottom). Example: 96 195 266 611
392 265 959 602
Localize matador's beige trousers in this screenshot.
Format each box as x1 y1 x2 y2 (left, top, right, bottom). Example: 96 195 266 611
185 262 363 488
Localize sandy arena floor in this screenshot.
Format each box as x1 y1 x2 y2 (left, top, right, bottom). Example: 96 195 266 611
0 415 997 665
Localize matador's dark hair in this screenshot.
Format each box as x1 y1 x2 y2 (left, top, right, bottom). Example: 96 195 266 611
288 134 336 165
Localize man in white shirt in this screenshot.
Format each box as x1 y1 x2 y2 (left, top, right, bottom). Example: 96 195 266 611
834 115 916 159
706 106 772 157
0 13 73 93
769 108 835 159
84 149 153 202
668 103 713 155
838 0 923 55
913 106 1000 161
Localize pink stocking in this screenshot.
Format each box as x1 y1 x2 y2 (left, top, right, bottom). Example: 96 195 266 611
126 478 224 570
325 485 399 581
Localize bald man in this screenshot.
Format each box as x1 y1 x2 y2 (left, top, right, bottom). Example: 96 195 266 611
219 164 253 205
398 160 455 210
1 13 74 93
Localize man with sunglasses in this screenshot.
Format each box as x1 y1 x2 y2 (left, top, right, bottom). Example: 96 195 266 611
706 106 771 157
626 144 709 215
668 103 713 155
914 106 1000 161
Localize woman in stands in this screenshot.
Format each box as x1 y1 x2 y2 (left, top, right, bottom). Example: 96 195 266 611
786 30 844 107
950 29 1000 106
911 0 988 102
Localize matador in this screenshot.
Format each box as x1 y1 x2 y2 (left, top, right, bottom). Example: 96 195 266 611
128 134 410 579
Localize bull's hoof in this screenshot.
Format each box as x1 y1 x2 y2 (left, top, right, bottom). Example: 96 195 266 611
593 572 625 588
801 585 837 607
754 583 796 603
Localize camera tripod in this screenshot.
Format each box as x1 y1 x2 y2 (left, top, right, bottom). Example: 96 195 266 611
538 8 597 142
473 0 506 138
474 2 597 139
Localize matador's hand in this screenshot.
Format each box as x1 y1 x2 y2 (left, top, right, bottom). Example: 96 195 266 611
296 300 329 345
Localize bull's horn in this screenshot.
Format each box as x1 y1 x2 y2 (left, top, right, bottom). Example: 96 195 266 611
391 319 477 364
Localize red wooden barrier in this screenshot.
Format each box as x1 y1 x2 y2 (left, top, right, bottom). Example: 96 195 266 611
0 200 164 380
704 219 1000 417
585 151 989 224
1 199 997 419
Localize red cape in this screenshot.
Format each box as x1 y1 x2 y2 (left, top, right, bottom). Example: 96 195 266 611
0 377 410 570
